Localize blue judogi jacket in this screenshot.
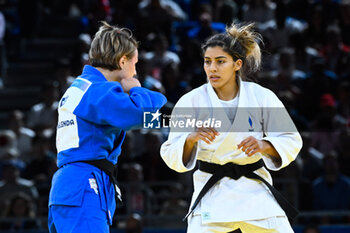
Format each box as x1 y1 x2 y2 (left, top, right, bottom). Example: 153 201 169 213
49 65 167 224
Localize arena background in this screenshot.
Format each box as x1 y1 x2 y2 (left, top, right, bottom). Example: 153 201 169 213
0 0 349 232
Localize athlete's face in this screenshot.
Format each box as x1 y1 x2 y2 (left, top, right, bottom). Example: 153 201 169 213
203 46 242 93
119 49 138 80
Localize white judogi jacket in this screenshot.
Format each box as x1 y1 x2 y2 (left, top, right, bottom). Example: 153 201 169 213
160 80 302 223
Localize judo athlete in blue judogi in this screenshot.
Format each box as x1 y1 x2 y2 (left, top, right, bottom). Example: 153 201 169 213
48 21 167 233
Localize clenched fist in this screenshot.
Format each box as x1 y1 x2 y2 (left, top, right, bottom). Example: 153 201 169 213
120 77 141 94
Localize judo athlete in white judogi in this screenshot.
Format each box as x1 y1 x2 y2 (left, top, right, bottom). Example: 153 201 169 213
160 23 302 233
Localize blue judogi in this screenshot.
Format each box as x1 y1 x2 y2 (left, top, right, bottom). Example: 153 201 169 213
48 65 167 232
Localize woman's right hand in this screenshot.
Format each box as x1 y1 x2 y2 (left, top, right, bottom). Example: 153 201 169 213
186 127 219 144
121 77 141 94
183 127 219 165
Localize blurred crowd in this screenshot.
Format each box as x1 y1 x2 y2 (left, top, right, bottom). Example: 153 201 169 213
0 0 349 231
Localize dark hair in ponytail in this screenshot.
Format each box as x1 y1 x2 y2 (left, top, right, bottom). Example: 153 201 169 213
202 22 262 79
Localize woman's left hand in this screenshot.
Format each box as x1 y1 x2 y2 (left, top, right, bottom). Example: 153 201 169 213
237 136 266 157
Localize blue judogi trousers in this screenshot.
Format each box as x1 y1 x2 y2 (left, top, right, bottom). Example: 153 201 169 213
48 174 109 233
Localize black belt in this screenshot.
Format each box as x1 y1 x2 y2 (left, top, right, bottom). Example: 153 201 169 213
183 159 298 221
228 230 242 233
75 159 122 204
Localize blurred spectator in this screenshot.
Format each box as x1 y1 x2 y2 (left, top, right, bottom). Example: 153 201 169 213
71 33 91 76
305 5 326 49
259 34 278 73
319 25 350 79
22 134 57 217
261 2 307 53
136 55 165 93
0 130 25 176
27 80 59 134
0 192 40 231
277 90 309 131
138 0 186 42
292 133 320 213
144 33 180 80
22 134 56 183
139 0 187 21
312 151 350 223
297 57 337 120
54 58 75 95
159 183 188 216
0 162 39 214
296 132 323 183
177 39 205 89
161 63 189 105
80 0 112 33
310 93 347 154
213 0 238 26
289 32 319 73
125 213 143 233
8 110 35 160
117 131 137 168
122 163 156 215
135 131 177 182
187 11 225 42
258 1 288 52
241 0 275 30
0 129 18 160
269 47 305 92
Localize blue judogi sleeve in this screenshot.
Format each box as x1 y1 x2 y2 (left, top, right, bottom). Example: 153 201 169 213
74 82 166 130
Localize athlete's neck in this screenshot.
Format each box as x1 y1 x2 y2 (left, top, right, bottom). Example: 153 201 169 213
96 67 120 82
214 81 239 101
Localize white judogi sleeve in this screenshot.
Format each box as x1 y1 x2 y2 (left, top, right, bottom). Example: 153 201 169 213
160 90 200 173
160 132 197 172
259 88 303 171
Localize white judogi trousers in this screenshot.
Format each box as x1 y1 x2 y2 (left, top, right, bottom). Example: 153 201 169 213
187 214 295 233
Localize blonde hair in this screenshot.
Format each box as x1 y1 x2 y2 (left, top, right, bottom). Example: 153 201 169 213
202 22 262 79
89 21 138 71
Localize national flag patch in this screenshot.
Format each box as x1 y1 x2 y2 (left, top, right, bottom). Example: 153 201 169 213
71 78 91 92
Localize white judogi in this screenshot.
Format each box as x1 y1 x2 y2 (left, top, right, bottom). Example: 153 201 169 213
160 80 302 225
